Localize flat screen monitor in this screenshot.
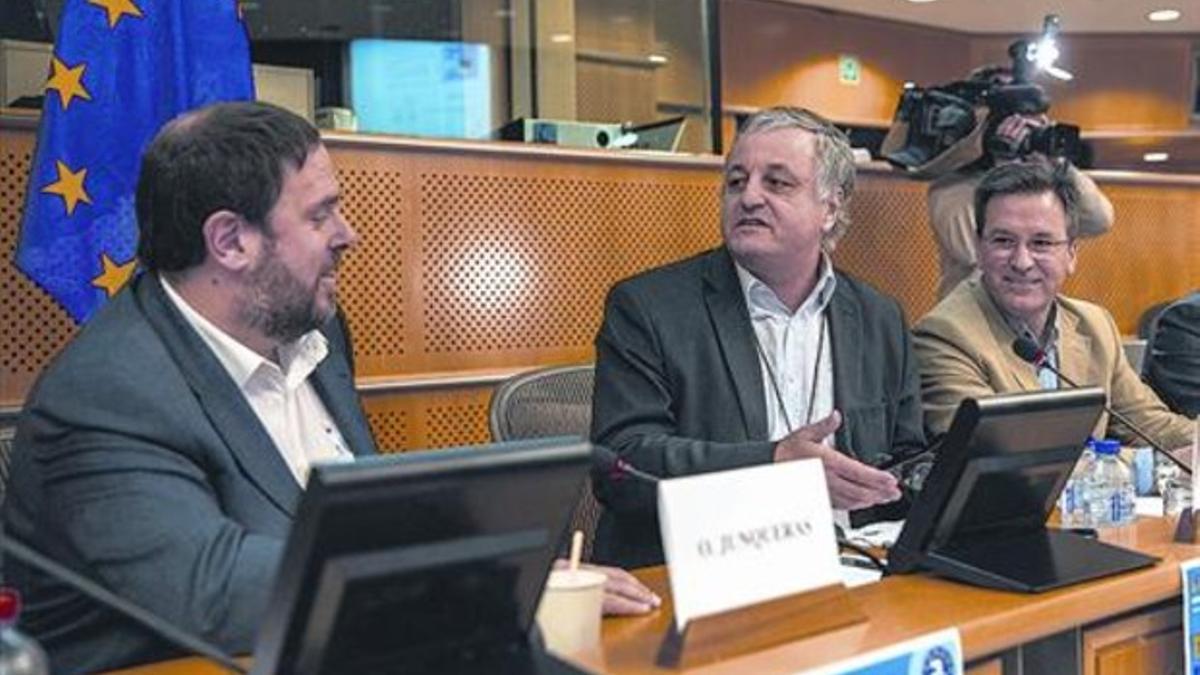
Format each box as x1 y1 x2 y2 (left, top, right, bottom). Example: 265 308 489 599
251 438 591 674
889 387 1158 592
349 39 492 139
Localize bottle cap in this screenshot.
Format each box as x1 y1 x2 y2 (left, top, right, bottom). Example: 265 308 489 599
0 587 22 626
1093 439 1121 455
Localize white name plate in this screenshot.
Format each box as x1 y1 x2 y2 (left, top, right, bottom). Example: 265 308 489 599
801 628 962 675
658 459 840 631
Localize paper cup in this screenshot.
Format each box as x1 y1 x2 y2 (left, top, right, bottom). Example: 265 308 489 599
535 568 606 655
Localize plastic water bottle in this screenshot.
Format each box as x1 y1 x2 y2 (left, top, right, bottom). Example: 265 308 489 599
0 588 48 675
1087 439 1136 528
1059 439 1097 528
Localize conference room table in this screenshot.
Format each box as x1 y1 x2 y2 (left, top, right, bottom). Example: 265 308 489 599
108 515 1196 674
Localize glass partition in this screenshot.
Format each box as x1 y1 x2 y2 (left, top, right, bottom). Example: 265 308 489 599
242 0 718 153
0 0 717 153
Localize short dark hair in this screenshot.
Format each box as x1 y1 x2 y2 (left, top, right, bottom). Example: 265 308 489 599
973 160 1081 239
135 101 320 272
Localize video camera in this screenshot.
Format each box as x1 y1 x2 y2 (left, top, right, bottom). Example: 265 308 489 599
880 17 1082 177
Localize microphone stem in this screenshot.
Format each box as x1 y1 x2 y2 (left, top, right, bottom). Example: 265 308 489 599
1047 367 1190 474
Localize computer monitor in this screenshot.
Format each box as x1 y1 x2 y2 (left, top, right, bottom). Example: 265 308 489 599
889 388 1158 592
251 438 592 675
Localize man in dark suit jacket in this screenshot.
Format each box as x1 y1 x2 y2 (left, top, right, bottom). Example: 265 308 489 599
1145 291 1200 417
6 102 659 673
4 102 375 673
591 107 926 569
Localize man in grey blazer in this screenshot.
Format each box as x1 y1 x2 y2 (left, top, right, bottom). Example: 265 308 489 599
5 102 659 674
3 102 376 673
591 107 927 569
1145 291 1200 417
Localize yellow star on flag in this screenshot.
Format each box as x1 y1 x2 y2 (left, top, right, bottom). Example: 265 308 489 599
92 253 137 297
87 0 144 28
42 160 92 216
45 56 92 110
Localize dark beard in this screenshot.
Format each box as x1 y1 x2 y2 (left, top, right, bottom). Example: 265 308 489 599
242 246 330 345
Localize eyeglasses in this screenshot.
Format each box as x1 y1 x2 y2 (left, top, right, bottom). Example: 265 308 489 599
981 233 1072 258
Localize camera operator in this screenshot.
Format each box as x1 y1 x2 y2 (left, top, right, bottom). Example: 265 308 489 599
926 66 1113 300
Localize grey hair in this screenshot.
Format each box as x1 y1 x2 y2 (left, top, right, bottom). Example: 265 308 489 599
728 106 856 245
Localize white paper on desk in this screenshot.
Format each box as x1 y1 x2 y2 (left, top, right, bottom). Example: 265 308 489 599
798 627 961 675
1192 420 1199 511
657 460 840 633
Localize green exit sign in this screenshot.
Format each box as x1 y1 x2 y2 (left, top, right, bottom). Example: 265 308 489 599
838 55 861 85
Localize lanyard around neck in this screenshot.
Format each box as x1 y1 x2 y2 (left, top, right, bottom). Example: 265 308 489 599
751 311 828 435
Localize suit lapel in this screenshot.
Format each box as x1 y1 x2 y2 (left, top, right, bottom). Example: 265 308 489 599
828 279 862 458
135 274 302 516
703 249 768 439
1057 307 1097 388
310 336 376 457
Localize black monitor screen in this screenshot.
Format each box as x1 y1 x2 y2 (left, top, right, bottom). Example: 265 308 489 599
251 437 591 675
892 388 1105 570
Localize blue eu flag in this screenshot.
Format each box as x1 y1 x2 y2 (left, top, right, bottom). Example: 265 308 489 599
15 0 254 323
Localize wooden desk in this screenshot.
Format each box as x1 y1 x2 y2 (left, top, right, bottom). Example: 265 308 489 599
582 516 1193 674
108 517 1193 674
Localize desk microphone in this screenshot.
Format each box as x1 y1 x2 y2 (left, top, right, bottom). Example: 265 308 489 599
0 536 247 674
1011 337 1189 473
593 445 659 484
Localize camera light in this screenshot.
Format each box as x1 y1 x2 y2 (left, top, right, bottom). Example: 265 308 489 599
1147 9 1182 22
1044 65 1074 81
1143 152 1170 163
1033 40 1059 70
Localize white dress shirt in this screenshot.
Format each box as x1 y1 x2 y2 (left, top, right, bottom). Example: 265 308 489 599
161 277 353 486
735 256 837 443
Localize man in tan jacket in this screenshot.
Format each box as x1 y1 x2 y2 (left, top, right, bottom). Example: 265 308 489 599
914 161 1194 455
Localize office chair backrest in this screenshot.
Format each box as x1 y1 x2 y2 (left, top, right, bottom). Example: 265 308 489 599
1137 300 1172 341
489 365 600 559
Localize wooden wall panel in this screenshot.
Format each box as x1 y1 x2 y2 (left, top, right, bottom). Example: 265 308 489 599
969 35 1196 132
721 0 971 126
723 2 1198 133
2 117 1197 452
361 387 494 453
1064 180 1200 328
834 173 941 321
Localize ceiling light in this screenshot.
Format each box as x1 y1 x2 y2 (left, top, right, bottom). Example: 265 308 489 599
647 54 668 64
1143 152 1170 162
1147 9 1182 22
549 33 573 44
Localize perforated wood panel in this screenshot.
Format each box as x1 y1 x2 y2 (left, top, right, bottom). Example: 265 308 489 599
4 117 1200 452
362 387 493 452
1065 183 1200 331
0 127 75 403
363 405 410 454
335 164 408 361
834 174 941 322
419 173 718 357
